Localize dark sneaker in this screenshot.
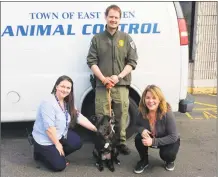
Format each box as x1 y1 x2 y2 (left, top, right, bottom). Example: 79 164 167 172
117 144 131 155
134 160 149 174
165 161 175 171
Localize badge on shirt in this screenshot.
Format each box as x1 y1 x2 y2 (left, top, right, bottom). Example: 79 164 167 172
130 41 135 49
118 40 124 47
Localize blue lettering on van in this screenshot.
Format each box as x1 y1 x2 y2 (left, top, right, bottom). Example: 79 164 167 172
37 25 52 35
120 23 160 34
82 24 105 35
1 25 76 36
30 12 59 20
78 12 101 19
82 23 160 35
1 23 160 37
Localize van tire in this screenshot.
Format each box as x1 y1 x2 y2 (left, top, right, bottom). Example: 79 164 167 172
126 97 139 140
79 92 139 141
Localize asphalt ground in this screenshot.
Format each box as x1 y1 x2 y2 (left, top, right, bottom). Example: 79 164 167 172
1 94 217 177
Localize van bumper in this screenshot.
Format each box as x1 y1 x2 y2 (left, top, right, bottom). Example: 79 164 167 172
179 93 195 113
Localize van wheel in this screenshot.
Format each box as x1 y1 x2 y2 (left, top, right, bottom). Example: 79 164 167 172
80 92 139 140
126 97 139 139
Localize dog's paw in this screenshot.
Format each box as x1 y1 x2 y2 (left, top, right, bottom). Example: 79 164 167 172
108 165 115 172
96 162 104 171
114 158 120 165
98 165 104 171
106 160 115 172
107 163 115 172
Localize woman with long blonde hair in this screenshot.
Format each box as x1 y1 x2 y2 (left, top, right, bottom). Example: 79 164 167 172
134 85 180 174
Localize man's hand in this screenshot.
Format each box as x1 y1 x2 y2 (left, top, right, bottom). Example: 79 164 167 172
102 77 115 89
110 75 119 84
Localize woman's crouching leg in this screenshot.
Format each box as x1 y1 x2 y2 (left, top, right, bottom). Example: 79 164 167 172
63 129 83 156
134 133 149 161
159 138 180 162
34 142 67 172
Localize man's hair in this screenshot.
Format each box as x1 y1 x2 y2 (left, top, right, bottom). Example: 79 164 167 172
105 4 122 18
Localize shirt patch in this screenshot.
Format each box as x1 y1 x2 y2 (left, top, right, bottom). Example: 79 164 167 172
118 40 124 47
130 41 135 49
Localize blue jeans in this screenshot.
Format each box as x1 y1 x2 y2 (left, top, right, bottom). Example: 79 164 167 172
34 129 82 171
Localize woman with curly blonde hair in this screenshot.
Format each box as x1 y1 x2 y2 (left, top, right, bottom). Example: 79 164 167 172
134 85 180 174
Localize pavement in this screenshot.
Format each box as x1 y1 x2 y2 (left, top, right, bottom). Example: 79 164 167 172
1 94 217 177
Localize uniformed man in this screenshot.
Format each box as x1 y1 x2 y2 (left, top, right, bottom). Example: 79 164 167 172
87 4 138 155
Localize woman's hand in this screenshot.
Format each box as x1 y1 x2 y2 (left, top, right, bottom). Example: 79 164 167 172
141 129 151 139
77 113 98 132
55 142 65 156
92 126 97 132
46 127 65 156
142 137 153 147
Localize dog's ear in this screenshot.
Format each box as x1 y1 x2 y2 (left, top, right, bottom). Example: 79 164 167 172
105 115 112 122
100 115 111 124
89 115 98 125
90 115 105 126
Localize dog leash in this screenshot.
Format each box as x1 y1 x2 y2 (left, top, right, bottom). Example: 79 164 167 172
107 88 112 117
107 88 115 134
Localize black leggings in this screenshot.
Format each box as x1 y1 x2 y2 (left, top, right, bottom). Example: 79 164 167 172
135 133 180 163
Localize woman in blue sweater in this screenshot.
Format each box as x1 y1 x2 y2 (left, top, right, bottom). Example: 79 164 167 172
32 75 97 171
134 85 180 174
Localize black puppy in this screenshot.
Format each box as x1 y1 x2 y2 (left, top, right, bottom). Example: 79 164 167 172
90 115 120 172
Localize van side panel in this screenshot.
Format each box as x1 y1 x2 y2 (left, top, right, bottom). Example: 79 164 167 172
131 2 182 111
1 2 185 122
174 2 189 100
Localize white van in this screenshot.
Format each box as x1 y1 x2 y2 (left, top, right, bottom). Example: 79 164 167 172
1 2 193 138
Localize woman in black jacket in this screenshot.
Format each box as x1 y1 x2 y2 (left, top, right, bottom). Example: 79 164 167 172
134 85 180 174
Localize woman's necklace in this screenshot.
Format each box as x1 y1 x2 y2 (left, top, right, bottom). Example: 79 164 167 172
54 94 68 128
